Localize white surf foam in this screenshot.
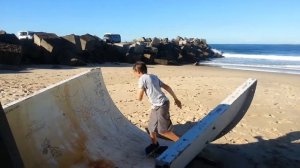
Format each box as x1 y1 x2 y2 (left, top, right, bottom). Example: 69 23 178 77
202 62 300 70
223 53 300 61
200 62 300 75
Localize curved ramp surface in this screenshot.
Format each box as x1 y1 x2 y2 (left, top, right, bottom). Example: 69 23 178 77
1 69 257 168
2 69 158 168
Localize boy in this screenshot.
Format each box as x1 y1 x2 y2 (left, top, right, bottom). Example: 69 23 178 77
133 61 182 155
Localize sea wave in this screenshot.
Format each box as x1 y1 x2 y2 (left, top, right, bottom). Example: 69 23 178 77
200 62 300 75
202 62 300 70
223 53 300 61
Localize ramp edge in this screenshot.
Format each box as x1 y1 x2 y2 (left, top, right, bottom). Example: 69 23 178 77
156 78 257 168
3 68 100 111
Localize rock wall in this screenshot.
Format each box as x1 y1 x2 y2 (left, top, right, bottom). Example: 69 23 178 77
0 31 223 66
128 36 223 65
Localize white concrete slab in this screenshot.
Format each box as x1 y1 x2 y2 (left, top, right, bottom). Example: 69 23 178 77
155 78 257 168
2 69 159 168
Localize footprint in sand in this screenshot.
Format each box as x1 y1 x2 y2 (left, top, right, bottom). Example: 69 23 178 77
239 123 246 127
248 114 258 118
265 113 275 118
229 139 239 145
264 89 269 94
274 120 281 124
276 111 285 114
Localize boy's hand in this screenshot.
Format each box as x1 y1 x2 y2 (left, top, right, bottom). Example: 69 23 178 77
174 99 182 109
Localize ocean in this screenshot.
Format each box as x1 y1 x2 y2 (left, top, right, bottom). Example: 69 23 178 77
201 44 300 75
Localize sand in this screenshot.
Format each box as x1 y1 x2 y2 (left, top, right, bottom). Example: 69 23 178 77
1 63 299 167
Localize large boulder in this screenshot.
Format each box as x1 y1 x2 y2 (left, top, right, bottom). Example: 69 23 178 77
124 43 144 63
150 37 160 47
0 33 20 45
58 49 86 66
34 33 57 47
0 42 22 65
156 43 179 61
162 38 169 44
102 44 126 62
135 37 146 43
59 34 87 65
0 34 22 65
62 34 82 53
200 38 207 45
113 42 131 54
179 39 188 46
130 42 145 54
78 34 106 63
145 38 152 43
144 47 158 54
80 34 99 51
155 59 179 66
20 40 40 64
33 32 63 64
142 54 155 64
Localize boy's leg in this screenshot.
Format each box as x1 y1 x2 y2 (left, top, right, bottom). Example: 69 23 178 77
150 132 158 144
145 132 160 155
160 131 179 142
148 106 159 144
157 101 180 141
145 108 160 155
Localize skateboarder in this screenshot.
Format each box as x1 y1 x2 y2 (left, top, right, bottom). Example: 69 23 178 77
133 61 182 155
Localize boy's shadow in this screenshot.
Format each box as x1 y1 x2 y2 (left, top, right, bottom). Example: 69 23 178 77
154 121 196 140
171 121 300 168
173 121 197 137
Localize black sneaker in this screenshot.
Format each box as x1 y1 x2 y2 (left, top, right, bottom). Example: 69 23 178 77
145 143 159 156
146 145 168 158
155 146 168 155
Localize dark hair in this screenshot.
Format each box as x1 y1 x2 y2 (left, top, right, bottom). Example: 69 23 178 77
133 61 147 74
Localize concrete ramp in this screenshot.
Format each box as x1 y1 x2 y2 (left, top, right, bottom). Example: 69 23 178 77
1 69 158 168
156 78 257 168
0 69 257 168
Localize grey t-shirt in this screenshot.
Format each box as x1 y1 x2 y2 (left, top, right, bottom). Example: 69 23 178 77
138 74 169 108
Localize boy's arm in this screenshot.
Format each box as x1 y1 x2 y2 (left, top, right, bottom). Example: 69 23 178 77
137 88 145 101
161 82 182 109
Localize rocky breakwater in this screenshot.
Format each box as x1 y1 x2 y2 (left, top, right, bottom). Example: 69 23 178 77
30 33 106 65
123 36 223 65
0 32 106 66
0 31 222 66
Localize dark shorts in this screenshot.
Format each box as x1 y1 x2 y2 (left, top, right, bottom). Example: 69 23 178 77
148 101 173 134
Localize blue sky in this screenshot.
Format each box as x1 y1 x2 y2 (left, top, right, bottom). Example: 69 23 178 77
1 0 300 44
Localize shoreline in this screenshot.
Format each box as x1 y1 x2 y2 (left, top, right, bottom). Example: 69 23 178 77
200 63 300 75
1 64 300 167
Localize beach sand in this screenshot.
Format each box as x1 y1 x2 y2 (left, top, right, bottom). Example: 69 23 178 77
1 63 299 167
